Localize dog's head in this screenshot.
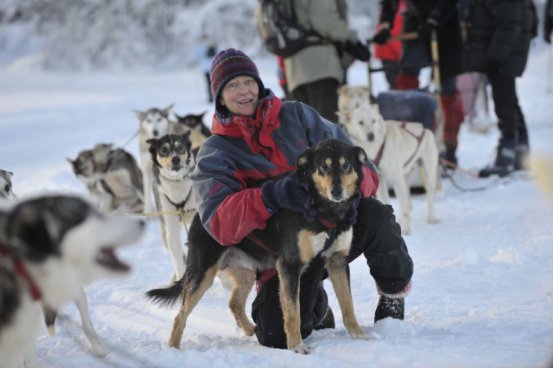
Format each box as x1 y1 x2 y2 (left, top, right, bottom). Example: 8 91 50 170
133 103 174 139
147 132 195 180
174 112 210 135
297 139 366 203
0 169 15 200
337 85 371 113
0 195 144 307
68 149 96 180
347 104 388 149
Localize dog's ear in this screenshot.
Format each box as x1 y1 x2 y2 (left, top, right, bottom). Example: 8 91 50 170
336 111 351 123
354 146 368 165
199 111 207 118
163 103 175 116
296 148 313 179
132 109 145 121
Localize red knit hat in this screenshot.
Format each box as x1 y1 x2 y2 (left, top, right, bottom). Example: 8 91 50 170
210 49 265 112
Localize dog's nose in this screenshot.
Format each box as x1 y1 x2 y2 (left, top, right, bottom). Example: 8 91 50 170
172 156 180 165
153 130 159 137
367 133 374 142
331 186 343 199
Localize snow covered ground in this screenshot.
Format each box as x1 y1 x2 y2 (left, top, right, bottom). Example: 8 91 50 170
1 44 553 368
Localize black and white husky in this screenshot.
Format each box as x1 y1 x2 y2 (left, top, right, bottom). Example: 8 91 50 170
147 131 197 280
68 143 144 214
133 104 176 213
0 195 144 368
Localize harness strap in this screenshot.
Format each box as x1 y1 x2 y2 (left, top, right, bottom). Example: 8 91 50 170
400 122 425 168
373 139 386 167
0 241 42 301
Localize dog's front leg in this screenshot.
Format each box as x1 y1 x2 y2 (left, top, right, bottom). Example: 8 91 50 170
162 213 186 280
73 287 107 357
325 252 366 339
276 261 308 354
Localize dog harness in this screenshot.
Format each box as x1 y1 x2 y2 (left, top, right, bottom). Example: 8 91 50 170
0 241 42 301
372 122 425 169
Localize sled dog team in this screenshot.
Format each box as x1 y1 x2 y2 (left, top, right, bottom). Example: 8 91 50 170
0 82 447 365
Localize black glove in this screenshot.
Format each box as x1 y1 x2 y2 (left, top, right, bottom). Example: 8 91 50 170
372 28 391 45
545 15 553 44
345 40 371 62
417 18 438 41
261 172 317 222
343 192 362 226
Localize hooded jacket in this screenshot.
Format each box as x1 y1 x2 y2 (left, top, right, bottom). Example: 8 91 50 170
191 90 379 246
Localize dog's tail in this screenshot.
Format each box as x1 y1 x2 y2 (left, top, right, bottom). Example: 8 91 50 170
145 276 184 306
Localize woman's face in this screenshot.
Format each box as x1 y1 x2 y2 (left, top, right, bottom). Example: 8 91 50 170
220 75 260 116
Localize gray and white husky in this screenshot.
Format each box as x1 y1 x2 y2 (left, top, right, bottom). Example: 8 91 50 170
0 195 144 368
68 143 144 214
147 131 197 280
133 104 176 213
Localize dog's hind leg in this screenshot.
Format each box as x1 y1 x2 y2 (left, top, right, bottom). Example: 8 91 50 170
169 264 218 349
74 287 107 357
325 252 366 339
420 135 439 224
221 267 256 336
276 260 308 354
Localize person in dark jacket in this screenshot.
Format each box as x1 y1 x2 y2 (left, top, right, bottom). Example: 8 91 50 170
545 0 553 43
374 0 465 167
465 0 536 177
192 49 414 349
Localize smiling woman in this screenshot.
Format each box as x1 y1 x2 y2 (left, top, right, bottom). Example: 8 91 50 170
220 75 260 116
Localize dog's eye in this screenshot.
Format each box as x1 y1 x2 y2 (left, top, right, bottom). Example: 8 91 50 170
342 162 352 172
175 145 186 155
319 163 330 173
358 120 363 125
4 184 10 192
159 147 170 156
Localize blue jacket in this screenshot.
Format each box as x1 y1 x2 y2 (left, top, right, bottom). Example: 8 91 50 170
191 90 378 245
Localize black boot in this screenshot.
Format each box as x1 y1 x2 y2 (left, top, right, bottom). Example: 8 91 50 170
374 295 404 323
315 307 335 330
478 138 516 178
439 144 457 169
515 143 529 171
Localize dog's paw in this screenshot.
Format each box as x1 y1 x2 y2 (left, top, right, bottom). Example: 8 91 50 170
348 326 368 340
290 343 309 354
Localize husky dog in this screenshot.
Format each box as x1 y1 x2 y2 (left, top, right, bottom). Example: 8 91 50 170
68 143 144 214
343 104 439 234
133 104 176 213
0 169 15 200
174 111 211 151
0 195 144 368
147 131 197 280
0 172 109 357
147 139 367 354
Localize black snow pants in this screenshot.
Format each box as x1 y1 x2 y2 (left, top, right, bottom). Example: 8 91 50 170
251 197 414 349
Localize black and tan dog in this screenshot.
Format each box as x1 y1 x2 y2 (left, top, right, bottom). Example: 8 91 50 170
146 138 368 354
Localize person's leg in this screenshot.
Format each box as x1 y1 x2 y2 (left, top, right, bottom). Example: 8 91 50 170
205 72 213 102
251 256 330 349
479 71 519 177
439 76 464 166
347 197 413 322
291 79 340 123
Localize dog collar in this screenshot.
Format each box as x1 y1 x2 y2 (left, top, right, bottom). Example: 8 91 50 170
0 241 42 301
316 215 337 229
